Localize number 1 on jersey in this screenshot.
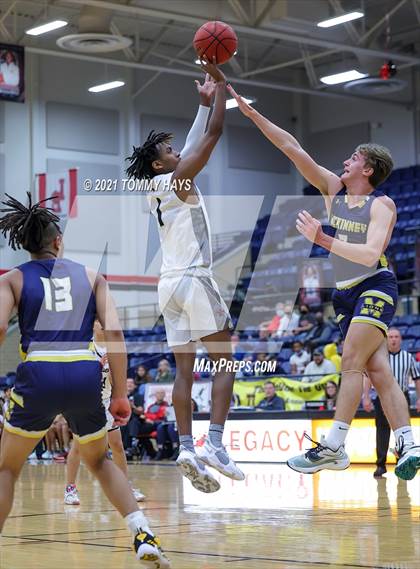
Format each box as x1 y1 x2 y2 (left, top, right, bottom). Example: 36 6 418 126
156 197 164 227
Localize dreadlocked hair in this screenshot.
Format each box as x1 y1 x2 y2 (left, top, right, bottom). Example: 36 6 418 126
0 192 61 253
126 130 173 180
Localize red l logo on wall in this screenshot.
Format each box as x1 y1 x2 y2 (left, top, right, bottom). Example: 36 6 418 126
37 168 78 218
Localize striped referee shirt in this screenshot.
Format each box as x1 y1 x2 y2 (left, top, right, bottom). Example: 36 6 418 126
389 350 420 393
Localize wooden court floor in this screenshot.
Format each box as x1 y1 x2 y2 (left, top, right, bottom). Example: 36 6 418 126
1 461 419 569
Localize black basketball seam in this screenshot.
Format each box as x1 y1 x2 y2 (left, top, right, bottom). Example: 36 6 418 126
195 35 220 60
199 24 236 60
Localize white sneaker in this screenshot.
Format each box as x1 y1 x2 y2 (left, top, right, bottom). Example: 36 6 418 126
41 450 53 460
64 485 81 505
27 452 37 460
197 439 245 481
287 434 350 474
176 446 220 493
395 440 420 481
132 487 146 502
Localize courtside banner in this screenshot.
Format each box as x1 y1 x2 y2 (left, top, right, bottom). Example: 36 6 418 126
233 374 339 410
192 419 311 462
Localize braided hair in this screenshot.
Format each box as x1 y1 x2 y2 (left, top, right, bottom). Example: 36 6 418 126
126 130 172 180
0 192 61 253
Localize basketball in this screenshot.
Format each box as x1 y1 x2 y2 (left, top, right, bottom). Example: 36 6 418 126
193 21 238 65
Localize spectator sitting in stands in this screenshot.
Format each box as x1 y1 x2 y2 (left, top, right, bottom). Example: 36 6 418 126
303 312 332 348
275 301 295 338
321 380 339 410
288 304 300 332
134 364 152 401
304 349 336 382
236 355 255 378
155 358 174 383
292 304 316 335
259 302 285 339
290 341 311 375
231 333 244 359
134 364 153 387
121 378 145 452
256 381 285 411
144 388 168 425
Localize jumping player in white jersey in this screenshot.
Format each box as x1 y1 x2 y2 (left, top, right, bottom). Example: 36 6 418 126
64 320 145 505
126 60 244 492
227 85 419 480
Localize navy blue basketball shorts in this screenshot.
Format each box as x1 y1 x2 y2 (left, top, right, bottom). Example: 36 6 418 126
332 271 398 340
4 360 107 444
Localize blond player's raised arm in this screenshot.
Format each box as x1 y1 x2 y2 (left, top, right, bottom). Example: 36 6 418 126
227 85 342 200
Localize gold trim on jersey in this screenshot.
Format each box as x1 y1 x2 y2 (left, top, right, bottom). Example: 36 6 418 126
25 354 97 363
4 421 48 439
351 316 388 333
359 290 394 306
336 268 391 290
10 390 24 408
344 195 369 208
25 348 98 363
336 314 345 323
74 426 107 445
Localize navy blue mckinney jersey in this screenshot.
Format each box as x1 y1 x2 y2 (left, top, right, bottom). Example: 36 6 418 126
329 187 391 287
17 258 96 354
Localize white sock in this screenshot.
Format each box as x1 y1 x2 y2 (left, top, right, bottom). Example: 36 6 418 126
324 421 350 451
124 510 152 536
394 426 415 449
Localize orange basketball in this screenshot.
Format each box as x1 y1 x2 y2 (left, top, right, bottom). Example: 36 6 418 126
193 21 238 65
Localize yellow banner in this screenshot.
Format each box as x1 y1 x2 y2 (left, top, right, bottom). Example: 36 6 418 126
234 375 339 411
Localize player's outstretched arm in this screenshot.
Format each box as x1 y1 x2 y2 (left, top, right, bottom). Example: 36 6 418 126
296 196 396 267
172 59 226 198
227 85 342 197
180 74 214 159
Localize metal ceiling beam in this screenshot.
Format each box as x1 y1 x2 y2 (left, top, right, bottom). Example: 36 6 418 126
228 0 252 25
139 20 173 63
131 42 192 100
59 0 420 65
329 0 360 44
357 0 408 45
300 44 319 89
109 21 135 61
254 0 276 27
26 46 411 108
241 49 338 78
413 0 420 24
0 0 16 40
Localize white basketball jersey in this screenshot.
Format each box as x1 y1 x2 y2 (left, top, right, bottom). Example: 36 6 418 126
148 172 213 278
94 342 112 402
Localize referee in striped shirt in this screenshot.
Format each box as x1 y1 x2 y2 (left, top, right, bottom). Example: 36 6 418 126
363 327 420 478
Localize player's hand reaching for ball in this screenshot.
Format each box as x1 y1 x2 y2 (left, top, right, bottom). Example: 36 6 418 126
227 85 255 118
195 73 216 106
109 396 131 426
200 56 226 84
296 210 323 244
